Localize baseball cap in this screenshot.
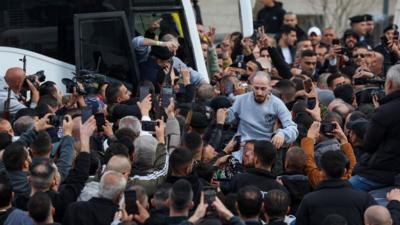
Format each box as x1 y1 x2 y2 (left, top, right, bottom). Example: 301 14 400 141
308 27 321 36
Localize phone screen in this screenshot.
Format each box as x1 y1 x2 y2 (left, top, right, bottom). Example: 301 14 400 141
141 121 158 132
233 135 241 152
94 113 105 132
125 190 138 215
307 97 316 109
332 38 340 45
161 87 173 108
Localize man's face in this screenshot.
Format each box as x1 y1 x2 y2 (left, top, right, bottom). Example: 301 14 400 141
285 31 297 46
315 46 328 64
322 28 335 45
366 21 374 33
246 61 258 77
352 22 367 36
118 85 131 103
298 40 313 52
331 76 346 90
283 15 297 27
243 142 255 168
345 35 358 49
308 33 321 46
156 59 171 69
352 48 369 67
0 120 14 136
260 49 270 60
251 75 271 104
300 56 317 75
385 29 395 41
197 24 205 38
201 43 208 59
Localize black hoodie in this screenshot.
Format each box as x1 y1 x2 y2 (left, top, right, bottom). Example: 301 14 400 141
256 1 286 34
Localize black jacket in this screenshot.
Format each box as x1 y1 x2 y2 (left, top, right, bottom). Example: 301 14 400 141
166 173 203 205
355 91 400 185
280 172 312 214
256 1 285 34
230 168 287 193
373 44 399 76
387 200 400 225
295 179 376 225
62 197 119 225
267 47 292 79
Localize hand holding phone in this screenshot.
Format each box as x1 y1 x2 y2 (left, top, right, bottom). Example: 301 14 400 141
125 190 138 215
94 113 105 132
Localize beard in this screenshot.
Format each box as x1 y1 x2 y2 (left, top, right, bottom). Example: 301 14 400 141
253 92 267 104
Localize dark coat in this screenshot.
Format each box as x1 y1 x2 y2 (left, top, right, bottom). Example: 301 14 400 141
166 173 203 205
355 91 400 185
256 1 286 35
230 168 287 193
139 57 166 93
373 44 399 76
295 179 376 225
280 171 312 214
62 197 119 225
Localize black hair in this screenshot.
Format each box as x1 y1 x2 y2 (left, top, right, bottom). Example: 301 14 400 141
280 25 297 36
30 162 55 190
104 143 130 165
31 131 52 156
0 174 12 208
182 132 203 155
223 193 239 216
105 81 124 104
28 192 52 223
169 147 193 174
301 49 317 58
3 142 28 171
264 189 290 219
0 132 12 150
170 179 193 212
115 128 138 140
195 162 215 183
320 151 347 179
39 81 57 97
326 73 344 89
253 140 277 167
237 185 263 218
38 95 59 109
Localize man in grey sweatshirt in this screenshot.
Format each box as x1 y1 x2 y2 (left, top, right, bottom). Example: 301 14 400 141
227 72 298 160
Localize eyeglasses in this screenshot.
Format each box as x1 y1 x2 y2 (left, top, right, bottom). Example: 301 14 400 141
353 54 365 58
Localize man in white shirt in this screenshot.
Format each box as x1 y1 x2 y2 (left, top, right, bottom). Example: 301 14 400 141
277 25 297 65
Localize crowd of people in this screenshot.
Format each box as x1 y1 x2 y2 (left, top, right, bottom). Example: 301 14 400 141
1 0 400 225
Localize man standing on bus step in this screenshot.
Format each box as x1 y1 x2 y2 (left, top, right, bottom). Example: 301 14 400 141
0 67 39 116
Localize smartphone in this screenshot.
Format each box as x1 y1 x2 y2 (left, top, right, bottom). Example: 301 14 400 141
307 97 316 109
203 186 217 204
125 190 138 215
332 38 340 45
354 77 368 85
320 122 337 134
139 86 150 101
94 113 105 132
394 30 399 41
141 121 159 132
233 135 241 152
303 79 313 93
161 87 173 108
223 82 234 95
81 107 93 123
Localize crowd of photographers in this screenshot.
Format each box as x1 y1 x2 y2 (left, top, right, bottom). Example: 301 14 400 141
1 1 400 225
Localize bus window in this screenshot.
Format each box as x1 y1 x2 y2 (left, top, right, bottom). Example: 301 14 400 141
75 12 139 89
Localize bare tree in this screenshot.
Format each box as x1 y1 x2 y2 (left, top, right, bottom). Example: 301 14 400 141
306 0 377 34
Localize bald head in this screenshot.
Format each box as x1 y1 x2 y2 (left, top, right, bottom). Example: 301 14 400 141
4 67 25 92
106 155 131 177
364 205 392 225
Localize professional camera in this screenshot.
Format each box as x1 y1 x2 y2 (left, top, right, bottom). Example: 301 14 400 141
62 70 107 95
23 70 46 89
356 87 385 105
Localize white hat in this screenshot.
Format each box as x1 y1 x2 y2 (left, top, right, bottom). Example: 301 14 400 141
308 26 321 36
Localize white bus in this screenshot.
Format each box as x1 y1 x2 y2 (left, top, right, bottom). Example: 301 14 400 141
0 0 253 92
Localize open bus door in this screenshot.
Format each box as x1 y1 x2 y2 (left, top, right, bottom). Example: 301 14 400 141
74 11 139 90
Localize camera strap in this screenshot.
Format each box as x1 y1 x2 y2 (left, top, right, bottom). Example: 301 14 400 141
2 88 12 119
